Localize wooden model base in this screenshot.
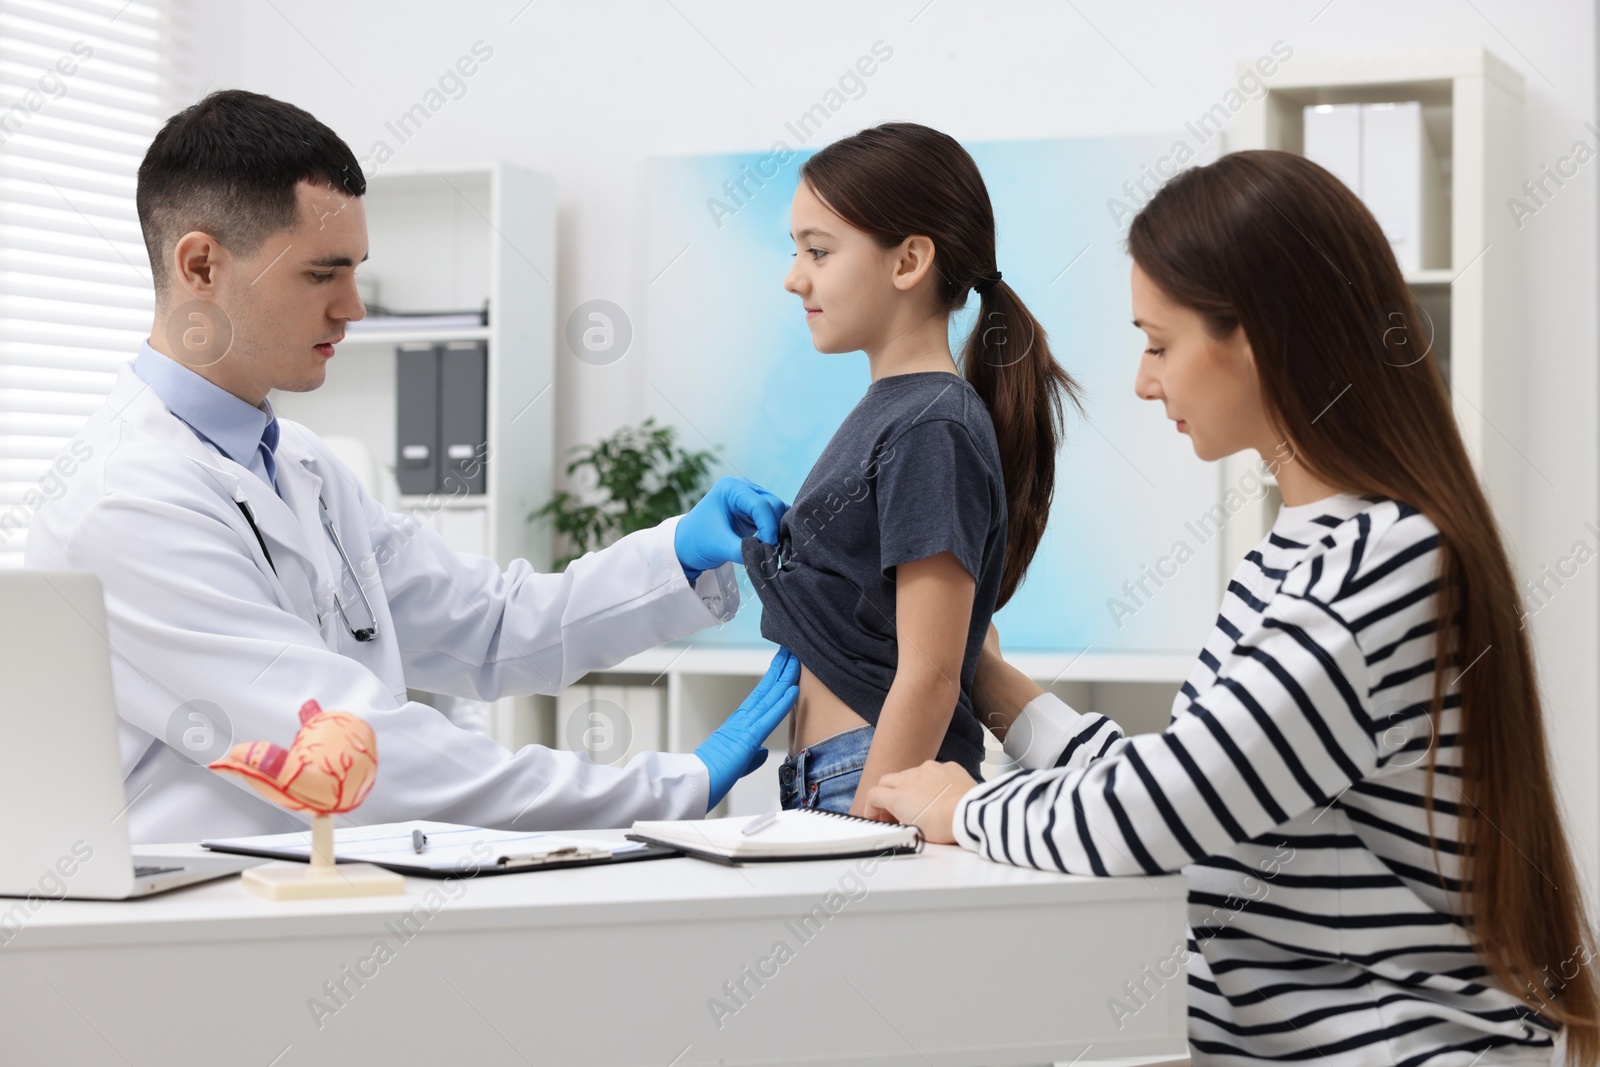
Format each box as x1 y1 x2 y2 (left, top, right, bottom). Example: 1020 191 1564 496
242 861 404 900
239 813 404 900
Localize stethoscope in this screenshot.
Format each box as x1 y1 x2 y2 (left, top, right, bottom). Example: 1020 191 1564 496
235 495 379 642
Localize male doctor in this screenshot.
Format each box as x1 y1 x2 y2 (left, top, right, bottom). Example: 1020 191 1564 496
25 89 798 844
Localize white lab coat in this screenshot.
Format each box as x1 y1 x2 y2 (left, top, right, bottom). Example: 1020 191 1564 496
25 365 741 844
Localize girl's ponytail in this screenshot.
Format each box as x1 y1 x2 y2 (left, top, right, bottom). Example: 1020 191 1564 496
962 277 1081 607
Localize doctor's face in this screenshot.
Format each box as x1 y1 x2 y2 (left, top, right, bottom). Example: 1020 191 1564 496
1130 262 1273 463
783 180 903 355
206 181 368 404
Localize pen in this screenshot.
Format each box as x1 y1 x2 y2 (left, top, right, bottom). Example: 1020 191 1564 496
412 829 428 854
741 810 780 836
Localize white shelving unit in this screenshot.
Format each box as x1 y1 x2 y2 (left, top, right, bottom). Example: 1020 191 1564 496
270 162 557 744
1221 48 1526 552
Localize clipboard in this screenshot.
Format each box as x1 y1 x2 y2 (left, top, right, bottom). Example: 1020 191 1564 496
202 821 680 879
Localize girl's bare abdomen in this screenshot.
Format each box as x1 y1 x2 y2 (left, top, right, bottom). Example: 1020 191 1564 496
789 663 871 755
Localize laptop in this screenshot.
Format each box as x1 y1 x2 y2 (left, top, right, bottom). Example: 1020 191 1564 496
0 571 258 899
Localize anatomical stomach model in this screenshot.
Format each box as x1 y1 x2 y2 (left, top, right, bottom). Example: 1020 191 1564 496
211 699 379 816
210 700 402 899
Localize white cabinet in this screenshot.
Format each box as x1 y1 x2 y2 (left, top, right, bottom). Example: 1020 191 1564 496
554 680 666 768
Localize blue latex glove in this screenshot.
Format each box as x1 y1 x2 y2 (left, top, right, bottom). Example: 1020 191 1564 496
694 647 800 809
675 476 789 583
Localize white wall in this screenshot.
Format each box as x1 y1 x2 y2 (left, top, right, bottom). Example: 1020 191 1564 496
191 0 1600 890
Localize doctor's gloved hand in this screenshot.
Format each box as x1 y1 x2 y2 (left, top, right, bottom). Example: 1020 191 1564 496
694 647 800 810
674 476 789 583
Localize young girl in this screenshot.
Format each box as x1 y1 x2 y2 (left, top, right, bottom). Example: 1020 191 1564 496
869 150 1600 1065
741 123 1080 819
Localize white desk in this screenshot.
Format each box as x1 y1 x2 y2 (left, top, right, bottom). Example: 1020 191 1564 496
0 832 1189 1066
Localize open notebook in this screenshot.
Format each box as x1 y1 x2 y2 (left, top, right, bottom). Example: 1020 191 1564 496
627 809 924 866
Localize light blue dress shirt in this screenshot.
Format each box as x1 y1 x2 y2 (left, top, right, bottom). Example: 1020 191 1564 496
131 340 281 494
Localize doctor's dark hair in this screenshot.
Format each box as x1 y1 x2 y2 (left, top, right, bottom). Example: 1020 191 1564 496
800 122 1083 609
1129 150 1598 1063
136 89 365 295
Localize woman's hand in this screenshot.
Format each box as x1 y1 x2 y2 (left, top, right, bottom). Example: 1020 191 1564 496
848 792 896 823
863 760 978 844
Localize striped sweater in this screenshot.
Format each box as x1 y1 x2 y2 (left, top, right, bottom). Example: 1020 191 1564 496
954 493 1558 1065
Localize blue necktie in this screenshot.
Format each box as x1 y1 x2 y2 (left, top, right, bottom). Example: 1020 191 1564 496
259 416 280 488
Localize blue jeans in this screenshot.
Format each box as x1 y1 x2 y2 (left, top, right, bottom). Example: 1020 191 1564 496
778 724 874 814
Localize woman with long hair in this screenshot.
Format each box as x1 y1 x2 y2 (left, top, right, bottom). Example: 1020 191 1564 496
869 149 1599 1065
744 121 1080 817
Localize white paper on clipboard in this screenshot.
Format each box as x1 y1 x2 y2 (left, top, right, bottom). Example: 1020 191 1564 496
202 820 647 873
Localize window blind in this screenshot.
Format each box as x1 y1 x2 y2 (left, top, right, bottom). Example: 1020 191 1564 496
0 0 190 566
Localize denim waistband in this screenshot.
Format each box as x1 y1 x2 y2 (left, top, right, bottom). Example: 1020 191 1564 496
785 723 874 782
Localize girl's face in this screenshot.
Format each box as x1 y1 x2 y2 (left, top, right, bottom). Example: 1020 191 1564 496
1131 261 1273 462
783 180 906 354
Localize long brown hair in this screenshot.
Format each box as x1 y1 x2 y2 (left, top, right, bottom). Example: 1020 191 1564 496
799 122 1083 607
1129 149 1599 1061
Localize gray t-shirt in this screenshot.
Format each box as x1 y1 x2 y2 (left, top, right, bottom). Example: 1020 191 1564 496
741 371 1006 775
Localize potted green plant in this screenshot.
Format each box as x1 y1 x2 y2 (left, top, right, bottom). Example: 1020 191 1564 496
529 417 716 570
